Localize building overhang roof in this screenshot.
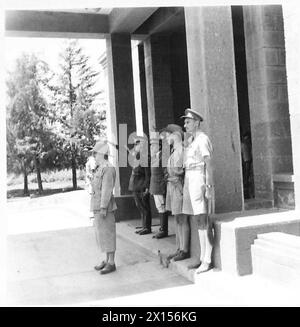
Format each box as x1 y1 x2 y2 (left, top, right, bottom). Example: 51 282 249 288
5 7 159 38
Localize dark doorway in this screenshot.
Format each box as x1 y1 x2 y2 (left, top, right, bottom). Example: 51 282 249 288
231 6 255 199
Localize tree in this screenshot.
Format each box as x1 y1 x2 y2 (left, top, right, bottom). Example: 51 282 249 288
52 39 104 189
6 124 32 195
6 53 55 194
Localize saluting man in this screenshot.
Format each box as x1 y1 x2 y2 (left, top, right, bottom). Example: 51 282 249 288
181 108 215 274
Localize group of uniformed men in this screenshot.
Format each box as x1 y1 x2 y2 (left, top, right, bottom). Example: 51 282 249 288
86 108 215 275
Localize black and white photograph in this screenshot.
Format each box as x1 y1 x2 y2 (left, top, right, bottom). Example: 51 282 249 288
1 0 300 308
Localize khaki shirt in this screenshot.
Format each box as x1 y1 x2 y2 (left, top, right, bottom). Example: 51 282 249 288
90 161 117 212
167 145 184 182
184 131 213 171
182 131 213 215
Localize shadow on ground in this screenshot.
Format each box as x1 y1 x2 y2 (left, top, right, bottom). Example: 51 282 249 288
7 186 85 199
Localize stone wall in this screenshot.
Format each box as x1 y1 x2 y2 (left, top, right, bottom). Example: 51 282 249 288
282 3 300 210
243 5 293 201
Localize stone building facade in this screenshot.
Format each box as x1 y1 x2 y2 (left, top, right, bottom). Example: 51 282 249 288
5 5 300 271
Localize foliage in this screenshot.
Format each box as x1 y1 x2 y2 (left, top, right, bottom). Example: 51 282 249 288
6 53 59 193
6 40 107 193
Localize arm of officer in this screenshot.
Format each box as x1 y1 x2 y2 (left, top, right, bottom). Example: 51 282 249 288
100 167 116 215
203 155 213 200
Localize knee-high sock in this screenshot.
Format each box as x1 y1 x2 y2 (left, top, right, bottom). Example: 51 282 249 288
198 230 206 262
175 220 181 250
182 220 190 253
203 229 213 264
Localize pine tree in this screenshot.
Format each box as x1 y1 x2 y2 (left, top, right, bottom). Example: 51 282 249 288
53 39 104 189
6 53 55 194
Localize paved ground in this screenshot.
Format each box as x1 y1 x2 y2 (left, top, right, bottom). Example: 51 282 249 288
5 190 300 306
6 191 190 306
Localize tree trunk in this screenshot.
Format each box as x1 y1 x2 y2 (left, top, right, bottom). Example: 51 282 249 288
71 150 77 190
35 156 43 194
23 169 29 196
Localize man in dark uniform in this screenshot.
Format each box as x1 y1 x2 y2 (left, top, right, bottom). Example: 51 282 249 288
128 137 152 235
149 134 169 239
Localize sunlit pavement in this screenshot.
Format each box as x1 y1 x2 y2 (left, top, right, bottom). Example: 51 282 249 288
5 191 190 306
5 190 300 306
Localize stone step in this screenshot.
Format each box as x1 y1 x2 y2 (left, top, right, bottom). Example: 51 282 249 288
254 238 300 260
258 232 300 249
251 244 300 286
213 209 299 275
251 233 300 286
252 239 300 268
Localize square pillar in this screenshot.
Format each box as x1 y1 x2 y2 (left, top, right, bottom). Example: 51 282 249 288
282 4 300 210
185 6 243 260
185 6 243 214
169 32 191 125
138 43 150 137
143 33 174 132
106 33 136 196
243 5 293 200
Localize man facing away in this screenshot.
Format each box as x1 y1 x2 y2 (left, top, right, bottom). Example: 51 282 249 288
181 108 215 274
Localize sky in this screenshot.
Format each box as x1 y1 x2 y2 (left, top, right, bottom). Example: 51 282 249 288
4 37 106 73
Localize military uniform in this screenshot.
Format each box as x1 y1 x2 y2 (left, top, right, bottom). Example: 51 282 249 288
165 145 184 215
128 153 152 232
91 161 117 253
182 131 213 216
149 144 169 238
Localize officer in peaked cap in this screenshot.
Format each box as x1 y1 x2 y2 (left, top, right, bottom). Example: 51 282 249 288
181 108 215 274
180 108 204 122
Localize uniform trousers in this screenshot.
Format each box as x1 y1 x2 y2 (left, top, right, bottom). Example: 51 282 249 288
133 191 152 230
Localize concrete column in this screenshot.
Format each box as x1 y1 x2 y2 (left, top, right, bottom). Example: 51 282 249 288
169 32 191 125
185 6 243 260
106 33 136 196
243 5 293 201
185 7 243 214
144 33 174 133
138 43 150 137
282 4 300 209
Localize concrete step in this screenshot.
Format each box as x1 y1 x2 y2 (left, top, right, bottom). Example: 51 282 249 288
213 209 299 275
251 232 300 286
254 238 300 260
258 232 300 249
252 241 300 269
252 246 300 286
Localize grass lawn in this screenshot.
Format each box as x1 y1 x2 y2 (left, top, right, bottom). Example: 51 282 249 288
7 169 86 199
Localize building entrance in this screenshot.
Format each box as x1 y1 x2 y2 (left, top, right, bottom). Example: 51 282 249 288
231 6 255 200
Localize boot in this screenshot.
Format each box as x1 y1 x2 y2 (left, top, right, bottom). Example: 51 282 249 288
153 212 168 239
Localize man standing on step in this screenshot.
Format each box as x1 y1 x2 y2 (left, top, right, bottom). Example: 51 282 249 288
162 124 190 262
128 136 152 235
181 108 215 274
149 134 169 239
